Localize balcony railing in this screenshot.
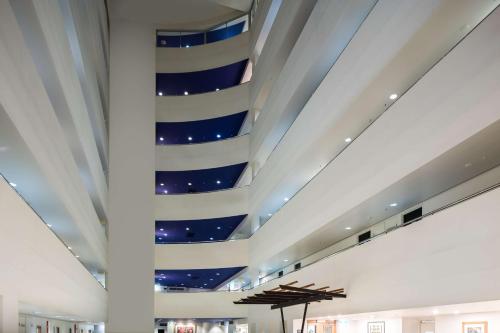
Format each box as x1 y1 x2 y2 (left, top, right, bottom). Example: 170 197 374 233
156 13 249 48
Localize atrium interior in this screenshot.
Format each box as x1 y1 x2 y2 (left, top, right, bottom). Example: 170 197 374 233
1 0 500 332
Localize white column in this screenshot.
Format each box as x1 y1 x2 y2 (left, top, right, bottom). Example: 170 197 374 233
0 293 18 333
107 15 156 333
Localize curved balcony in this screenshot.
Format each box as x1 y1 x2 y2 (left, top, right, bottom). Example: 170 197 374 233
155 240 249 270
155 292 247 319
155 186 249 220
156 59 248 96
156 31 249 73
246 6 500 271
155 111 248 145
156 134 249 171
156 82 249 122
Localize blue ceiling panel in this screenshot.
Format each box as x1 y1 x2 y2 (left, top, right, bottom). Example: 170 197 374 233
155 163 247 194
156 111 247 145
155 215 246 243
156 59 248 95
155 267 246 289
157 21 245 48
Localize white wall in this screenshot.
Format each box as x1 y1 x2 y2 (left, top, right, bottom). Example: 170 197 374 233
156 134 249 171
155 292 248 319
0 178 106 323
155 240 249 269
435 312 500 333
157 32 249 73
107 9 156 333
247 186 500 333
156 83 249 122
155 186 249 220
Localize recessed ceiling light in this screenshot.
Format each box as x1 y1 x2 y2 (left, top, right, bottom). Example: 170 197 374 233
160 183 164 186
268 213 272 217
389 93 398 100
163 190 168 194
188 182 192 186
344 137 352 143
160 228 164 231
9 182 17 187
345 227 352 230
216 180 221 184
283 259 288 262
158 92 163 96
186 227 190 231
216 134 221 138
187 273 191 277
75 255 80 258
67 246 72 250
158 237 162 240
164 233 168 236
284 197 289 202
186 45 190 48
210 278 214 281
188 136 192 141
389 202 398 207
217 226 221 230
210 237 214 240
216 273 220 276
159 137 164 141
184 91 189 96
216 88 220 91
47 224 52 228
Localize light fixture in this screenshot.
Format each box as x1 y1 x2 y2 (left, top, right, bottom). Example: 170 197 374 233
216 273 220 276
9 182 16 187
188 136 192 141
75 255 80 258
186 45 190 48
216 134 221 138
163 190 168 194
164 233 168 236
216 180 221 184
158 91 163 96
345 227 352 230
158 237 162 240
159 137 164 141
67 246 72 250
389 202 398 207
283 259 289 262
268 213 272 217
160 183 164 186
210 278 214 281
184 91 189 96
188 182 192 186
187 273 191 277
217 226 221 230
216 88 220 91
204 283 207 286
47 224 52 228
389 93 398 100
284 197 289 202
160 228 164 231
210 237 214 241
186 227 190 231
344 137 352 143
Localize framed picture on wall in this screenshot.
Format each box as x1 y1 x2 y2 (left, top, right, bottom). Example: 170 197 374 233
176 325 195 333
307 325 316 333
462 321 488 333
367 322 385 333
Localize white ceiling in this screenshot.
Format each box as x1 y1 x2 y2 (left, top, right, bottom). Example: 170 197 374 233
108 0 252 30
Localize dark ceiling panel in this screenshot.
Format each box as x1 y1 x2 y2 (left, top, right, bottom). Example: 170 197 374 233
155 163 247 194
155 267 246 289
155 215 246 243
156 59 248 95
156 111 247 145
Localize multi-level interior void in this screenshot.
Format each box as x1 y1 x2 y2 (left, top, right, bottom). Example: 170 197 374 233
1 0 500 332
